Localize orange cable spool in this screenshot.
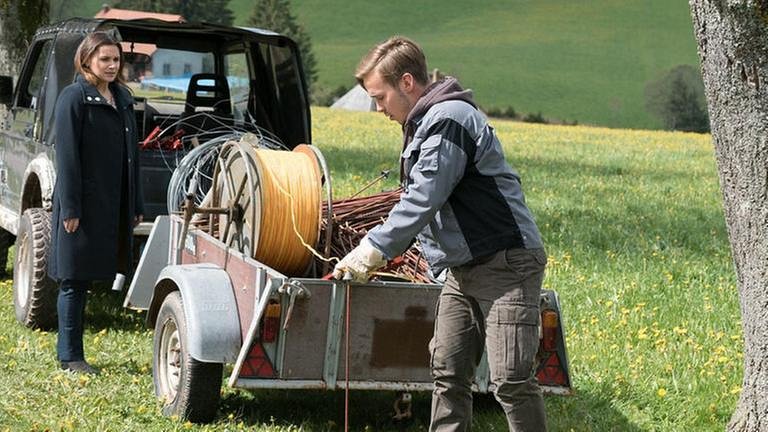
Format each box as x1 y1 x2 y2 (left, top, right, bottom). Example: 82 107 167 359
212 137 325 275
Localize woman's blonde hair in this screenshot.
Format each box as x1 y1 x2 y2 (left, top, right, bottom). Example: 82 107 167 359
74 32 127 87
355 36 428 89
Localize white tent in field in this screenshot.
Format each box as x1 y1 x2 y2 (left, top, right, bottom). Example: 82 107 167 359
330 84 375 111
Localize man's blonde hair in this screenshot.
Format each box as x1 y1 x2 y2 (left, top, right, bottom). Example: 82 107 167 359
355 36 429 89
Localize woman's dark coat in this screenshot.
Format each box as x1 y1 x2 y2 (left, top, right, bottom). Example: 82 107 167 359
48 75 144 281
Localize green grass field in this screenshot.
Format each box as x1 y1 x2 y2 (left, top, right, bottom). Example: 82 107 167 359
62 1 698 130
0 108 740 431
241 0 700 130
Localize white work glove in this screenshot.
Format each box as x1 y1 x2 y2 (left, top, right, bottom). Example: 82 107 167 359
332 237 386 282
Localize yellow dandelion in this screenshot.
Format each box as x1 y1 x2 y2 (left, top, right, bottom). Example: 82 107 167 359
657 388 667 397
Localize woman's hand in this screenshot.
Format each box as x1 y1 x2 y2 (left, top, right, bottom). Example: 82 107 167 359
134 214 143 227
63 218 80 233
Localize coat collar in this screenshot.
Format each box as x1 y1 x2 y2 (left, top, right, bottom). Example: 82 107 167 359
75 75 132 110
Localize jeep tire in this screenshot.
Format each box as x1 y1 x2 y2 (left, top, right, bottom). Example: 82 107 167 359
13 208 57 329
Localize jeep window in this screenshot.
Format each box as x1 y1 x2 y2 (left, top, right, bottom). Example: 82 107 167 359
122 45 215 105
224 52 249 122
261 44 308 147
18 40 53 109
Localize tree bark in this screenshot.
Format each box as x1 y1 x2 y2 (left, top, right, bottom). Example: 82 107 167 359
689 1 768 430
0 4 15 77
0 5 12 123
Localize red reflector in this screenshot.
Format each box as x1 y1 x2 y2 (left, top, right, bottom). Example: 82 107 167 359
261 301 281 343
541 309 558 352
536 351 567 386
239 342 275 378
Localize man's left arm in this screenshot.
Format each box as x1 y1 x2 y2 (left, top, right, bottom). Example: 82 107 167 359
367 132 469 258
334 122 472 280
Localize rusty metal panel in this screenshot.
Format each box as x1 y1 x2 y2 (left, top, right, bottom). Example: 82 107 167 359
179 227 286 339
336 284 439 383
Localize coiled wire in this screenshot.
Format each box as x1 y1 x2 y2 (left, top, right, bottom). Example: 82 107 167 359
164 123 288 213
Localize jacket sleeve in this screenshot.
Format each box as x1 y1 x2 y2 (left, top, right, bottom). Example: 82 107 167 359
53 87 83 220
366 122 470 258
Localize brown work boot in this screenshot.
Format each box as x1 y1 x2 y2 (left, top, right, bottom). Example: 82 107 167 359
60 360 100 375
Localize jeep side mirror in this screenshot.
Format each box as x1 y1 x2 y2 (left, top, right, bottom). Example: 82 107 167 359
0 76 13 106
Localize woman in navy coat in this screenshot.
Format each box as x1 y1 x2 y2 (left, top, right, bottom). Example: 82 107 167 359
49 32 144 374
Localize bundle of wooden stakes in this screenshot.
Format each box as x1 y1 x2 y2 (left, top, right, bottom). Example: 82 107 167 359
315 188 433 283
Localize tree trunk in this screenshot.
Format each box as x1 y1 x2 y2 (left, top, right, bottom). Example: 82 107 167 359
0 7 15 77
0 7 12 123
689 1 768 430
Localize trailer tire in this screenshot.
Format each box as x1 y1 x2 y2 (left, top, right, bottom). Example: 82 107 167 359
153 291 222 423
13 208 57 330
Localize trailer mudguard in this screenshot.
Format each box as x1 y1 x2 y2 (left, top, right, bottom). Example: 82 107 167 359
125 215 171 310
148 264 241 363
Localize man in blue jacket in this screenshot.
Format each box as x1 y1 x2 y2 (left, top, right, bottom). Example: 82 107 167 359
333 36 548 431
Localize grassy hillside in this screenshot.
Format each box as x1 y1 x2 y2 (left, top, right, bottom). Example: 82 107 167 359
231 0 701 130
63 1 699 129
0 108 740 431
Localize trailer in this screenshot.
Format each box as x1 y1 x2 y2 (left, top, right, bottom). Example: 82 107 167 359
125 210 571 423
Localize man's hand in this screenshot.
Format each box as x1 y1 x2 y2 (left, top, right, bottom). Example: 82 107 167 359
332 238 386 283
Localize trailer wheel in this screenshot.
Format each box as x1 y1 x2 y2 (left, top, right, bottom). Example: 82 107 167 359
13 208 57 329
153 291 222 423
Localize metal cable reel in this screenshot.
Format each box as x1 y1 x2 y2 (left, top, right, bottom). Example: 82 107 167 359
209 136 332 276
211 139 261 257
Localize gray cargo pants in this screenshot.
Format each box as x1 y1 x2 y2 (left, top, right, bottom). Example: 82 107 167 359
429 247 547 432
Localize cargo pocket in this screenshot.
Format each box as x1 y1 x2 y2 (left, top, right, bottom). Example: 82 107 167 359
488 302 540 382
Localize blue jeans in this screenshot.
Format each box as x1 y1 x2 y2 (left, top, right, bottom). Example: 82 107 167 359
56 279 90 362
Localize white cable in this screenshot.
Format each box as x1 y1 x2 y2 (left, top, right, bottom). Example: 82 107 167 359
162 121 290 213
